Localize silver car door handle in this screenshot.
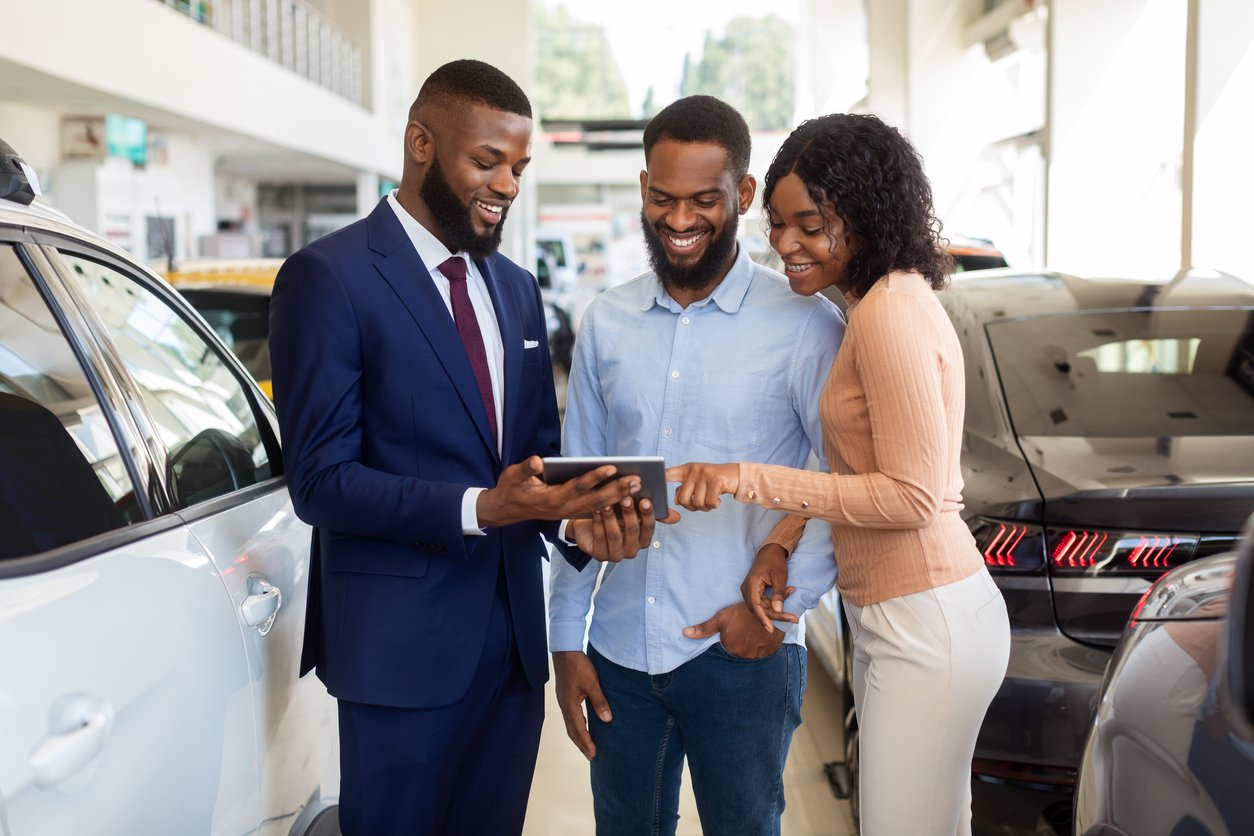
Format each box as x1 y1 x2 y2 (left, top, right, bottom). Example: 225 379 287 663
30 696 112 787
241 574 281 634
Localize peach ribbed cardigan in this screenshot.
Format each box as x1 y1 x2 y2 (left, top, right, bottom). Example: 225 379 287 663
737 272 983 606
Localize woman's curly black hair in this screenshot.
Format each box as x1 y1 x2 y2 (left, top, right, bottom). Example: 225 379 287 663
763 113 952 297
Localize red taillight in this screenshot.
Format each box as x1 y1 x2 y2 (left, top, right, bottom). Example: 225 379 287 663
983 523 1028 566
1050 530 1108 568
1046 528 1198 577
1126 536 1178 569
970 519 1045 573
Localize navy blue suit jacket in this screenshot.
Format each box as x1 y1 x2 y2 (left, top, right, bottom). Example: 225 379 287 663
269 199 561 709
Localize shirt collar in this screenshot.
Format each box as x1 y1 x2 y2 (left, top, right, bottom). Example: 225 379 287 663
386 189 466 275
638 244 755 314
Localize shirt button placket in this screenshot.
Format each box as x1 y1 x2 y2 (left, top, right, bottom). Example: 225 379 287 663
647 307 690 673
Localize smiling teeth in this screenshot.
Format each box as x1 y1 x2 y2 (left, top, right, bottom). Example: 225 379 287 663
476 201 503 214
785 264 813 273
669 233 703 247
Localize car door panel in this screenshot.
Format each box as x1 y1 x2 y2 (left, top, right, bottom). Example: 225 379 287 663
182 485 339 834
0 238 262 835
41 243 337 831
0 528 259 836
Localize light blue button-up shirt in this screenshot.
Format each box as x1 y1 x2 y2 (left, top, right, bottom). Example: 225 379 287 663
549 246 846 675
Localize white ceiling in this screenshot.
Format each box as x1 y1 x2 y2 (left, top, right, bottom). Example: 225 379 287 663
0 57 360 184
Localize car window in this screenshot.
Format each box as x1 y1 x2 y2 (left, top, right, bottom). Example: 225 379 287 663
176 288 272 383
0 245 139 559
535 255 553 289
987 308 1254 437
55 252 274 509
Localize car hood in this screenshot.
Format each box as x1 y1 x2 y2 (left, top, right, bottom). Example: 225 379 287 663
1018 435 1254 533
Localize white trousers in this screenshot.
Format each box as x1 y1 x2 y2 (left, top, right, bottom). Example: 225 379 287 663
843 568 1010 836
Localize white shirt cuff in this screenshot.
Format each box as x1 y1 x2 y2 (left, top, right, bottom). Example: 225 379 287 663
462 487 487 536
558 519 576 545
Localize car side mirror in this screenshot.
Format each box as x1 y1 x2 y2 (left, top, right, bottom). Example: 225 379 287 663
169 428 257 508
1227 512 1254 731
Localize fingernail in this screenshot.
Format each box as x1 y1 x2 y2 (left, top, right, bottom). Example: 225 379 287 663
599 710 612 722
640 500 651 510
622 497 632 507
773 601 783 612
682 627 697 637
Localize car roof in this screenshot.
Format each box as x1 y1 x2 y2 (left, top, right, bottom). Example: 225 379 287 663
944 269 1254 325
1 195 89 235
0 194 280 298
0 196 178 289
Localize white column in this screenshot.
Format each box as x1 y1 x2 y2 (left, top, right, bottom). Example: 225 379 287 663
866 0 910 129
894 0 993 239
412 0 531 92
411 0 534 266
861 0 1044 261
1047 0 1186 275
356 171 381 217
797 0 868 120
1190 0 1254 280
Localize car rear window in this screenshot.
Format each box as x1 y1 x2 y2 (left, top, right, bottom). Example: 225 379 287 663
987 308 1254 437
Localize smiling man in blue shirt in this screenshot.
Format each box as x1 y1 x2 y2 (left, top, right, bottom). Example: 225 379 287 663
549 96 845 836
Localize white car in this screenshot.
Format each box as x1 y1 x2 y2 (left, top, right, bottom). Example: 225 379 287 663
0 140 339 835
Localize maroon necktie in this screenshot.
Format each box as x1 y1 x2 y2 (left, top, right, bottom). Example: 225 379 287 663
440 256 498 446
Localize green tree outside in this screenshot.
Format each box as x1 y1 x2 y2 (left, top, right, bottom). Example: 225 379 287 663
532 3 632 120
680 15 796 132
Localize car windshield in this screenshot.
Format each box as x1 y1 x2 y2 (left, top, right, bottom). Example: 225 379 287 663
987 308 1254 437
178 289 271 382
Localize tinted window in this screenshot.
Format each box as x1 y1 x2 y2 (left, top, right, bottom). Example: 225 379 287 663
535 255 553 289
988 309 1254 437
56 253 273 508
177 288 272 383
0 245 138 558
538 238 567 268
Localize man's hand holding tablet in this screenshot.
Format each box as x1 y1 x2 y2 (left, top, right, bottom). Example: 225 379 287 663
542 457 681 562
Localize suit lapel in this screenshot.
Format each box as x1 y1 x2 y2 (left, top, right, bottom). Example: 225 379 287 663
366 204 499 462
477 255 522 468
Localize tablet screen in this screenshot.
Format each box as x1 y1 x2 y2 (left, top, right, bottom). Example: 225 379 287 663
540 456 669 518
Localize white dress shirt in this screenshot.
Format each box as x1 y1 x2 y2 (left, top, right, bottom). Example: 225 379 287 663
386 191 504 534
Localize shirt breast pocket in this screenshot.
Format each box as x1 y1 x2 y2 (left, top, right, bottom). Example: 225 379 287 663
694 371 768 456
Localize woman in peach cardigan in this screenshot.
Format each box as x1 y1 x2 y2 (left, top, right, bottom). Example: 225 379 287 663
668 113 1010 836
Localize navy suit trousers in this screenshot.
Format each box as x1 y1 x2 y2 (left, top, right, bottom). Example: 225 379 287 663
336 568 545 836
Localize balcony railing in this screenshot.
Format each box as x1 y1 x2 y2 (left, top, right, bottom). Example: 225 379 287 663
158 0 364 106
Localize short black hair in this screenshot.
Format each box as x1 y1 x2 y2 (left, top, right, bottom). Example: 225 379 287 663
763 113 952 296
411 59 532 121
643 95 751 180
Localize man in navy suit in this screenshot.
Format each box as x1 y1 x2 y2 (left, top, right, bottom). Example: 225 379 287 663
269 60 645 835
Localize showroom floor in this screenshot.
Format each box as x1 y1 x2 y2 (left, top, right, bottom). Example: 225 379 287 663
524 652 857 835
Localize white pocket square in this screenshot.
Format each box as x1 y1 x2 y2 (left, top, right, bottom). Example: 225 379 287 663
523 339 540 349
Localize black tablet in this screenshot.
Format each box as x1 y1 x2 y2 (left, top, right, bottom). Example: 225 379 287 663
540 456 669 518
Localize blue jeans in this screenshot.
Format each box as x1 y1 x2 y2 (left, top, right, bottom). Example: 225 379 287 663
587 642 806 836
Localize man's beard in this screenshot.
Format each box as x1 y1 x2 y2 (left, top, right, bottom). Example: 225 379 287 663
421 154 506 258
641 208 739 292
